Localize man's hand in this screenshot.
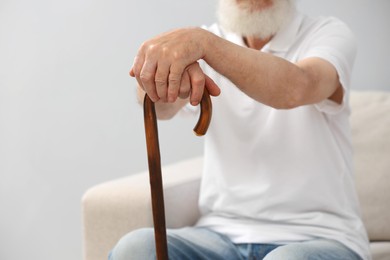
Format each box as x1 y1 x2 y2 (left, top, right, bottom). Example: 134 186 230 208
129 28 220 105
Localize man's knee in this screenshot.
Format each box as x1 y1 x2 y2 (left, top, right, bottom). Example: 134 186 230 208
263 243 303 260
109 228 156 260
263 239 361 260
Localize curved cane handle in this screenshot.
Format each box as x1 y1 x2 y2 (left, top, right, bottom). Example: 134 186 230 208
143 90 212 260
193 89 212 136
144 89 212 138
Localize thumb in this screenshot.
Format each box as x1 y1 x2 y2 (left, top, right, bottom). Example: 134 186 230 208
205 75 221 97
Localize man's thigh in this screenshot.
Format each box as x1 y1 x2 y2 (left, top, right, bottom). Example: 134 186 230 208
263 239 362 260
166 227 242 260
109 227 242 260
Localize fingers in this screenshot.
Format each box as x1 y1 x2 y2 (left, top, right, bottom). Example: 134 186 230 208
131 53 162 102
205 75 221 97
155 61 170 102
186 63 205 106
167 62 185 102
140 60 159 102
168 63 219 104
130 49 186 103
132 55 170 103
179 71 191 99
129 28 211 103
130 51 219 105
131 55 143 78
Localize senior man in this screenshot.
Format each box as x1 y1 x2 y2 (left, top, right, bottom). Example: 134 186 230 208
110 0 371 259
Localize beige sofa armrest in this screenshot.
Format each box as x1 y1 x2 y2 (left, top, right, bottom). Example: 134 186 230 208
350 91 390 241
350 91 390 260
82 157 203 260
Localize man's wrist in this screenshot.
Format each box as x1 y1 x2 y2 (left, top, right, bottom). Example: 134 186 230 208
195 27 213 61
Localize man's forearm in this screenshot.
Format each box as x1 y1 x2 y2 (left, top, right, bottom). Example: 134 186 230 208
201 29 340 109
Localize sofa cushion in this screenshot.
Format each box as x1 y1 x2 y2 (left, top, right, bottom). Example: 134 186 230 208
370 242 390 260
350 91 390 241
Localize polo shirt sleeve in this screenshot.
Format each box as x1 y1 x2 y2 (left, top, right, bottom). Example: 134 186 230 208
300 18 357 114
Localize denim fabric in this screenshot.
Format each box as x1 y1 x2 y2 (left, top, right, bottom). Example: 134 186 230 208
236 243 281 259
109 227 362 260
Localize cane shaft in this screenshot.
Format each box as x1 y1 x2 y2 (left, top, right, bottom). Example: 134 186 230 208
143 96 168 260
143 90 212 260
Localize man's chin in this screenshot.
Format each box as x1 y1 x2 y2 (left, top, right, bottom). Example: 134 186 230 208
217 0 293 38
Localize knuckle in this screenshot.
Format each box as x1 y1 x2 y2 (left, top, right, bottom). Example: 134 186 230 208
155 80 166 86
161 46 170 56
141 41 158 54
154 76 166 84
169 79 180 89
139 42 148 52
141 40 151 49
192 76 205 86
168 73 181 84
147 44 156 52
140 72 153 82
172 50 183 60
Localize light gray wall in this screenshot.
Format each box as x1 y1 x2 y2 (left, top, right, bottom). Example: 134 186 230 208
296 0 390 91
0 1 215 260
0 0 388 260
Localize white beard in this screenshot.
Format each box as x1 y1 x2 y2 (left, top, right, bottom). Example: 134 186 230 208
217 0 294 39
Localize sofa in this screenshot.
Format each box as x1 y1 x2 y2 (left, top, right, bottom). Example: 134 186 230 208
82 91 390 260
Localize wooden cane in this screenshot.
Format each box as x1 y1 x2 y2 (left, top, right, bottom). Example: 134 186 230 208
143 90 212 260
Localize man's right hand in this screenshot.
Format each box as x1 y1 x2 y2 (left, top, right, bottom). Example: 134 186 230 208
134 62 220 120
132 61 220 107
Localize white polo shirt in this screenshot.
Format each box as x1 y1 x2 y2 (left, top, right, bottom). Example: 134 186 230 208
192 10 371 260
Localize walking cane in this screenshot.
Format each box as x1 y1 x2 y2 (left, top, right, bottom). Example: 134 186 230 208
143 90 212 260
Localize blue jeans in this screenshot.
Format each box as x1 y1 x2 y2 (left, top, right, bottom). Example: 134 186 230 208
109 227 362 260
